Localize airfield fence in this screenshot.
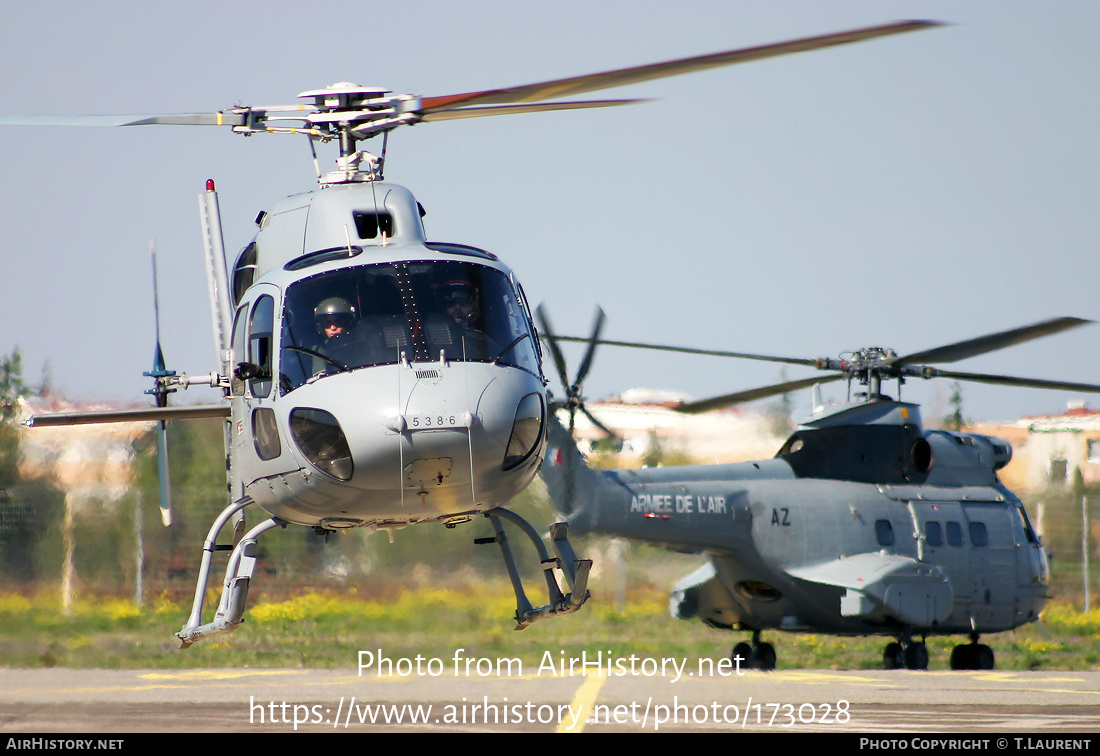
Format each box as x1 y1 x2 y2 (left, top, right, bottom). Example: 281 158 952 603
0 479 1097 612
0 410 1098 610
0 483 568 607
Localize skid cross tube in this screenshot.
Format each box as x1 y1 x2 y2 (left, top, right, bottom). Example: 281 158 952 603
482 507 591 630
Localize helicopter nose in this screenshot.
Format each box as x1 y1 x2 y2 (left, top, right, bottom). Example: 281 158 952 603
282 363 544 515
288 407 354 481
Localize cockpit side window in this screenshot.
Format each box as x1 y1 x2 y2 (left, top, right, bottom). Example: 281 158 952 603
248 295 275 398
1013 503 1039 545
232 242 258 307
875 519 895 546
230 305 248 396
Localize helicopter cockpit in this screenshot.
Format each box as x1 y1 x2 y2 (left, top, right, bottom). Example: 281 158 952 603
279 258 540 393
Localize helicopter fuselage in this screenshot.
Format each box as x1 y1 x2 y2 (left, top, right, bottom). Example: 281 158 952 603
543 400 1049 638
226 181 548 533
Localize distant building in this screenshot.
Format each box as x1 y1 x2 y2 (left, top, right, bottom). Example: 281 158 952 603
17 396 150 508
967 403 1100 493
564 388 788 466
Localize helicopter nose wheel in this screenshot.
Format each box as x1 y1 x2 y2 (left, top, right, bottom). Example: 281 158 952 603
732 632 777 671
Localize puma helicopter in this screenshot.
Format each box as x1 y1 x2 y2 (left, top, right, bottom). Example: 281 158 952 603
5 21 939 647
537 308 1100 670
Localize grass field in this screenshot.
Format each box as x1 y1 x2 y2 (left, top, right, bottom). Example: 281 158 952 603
2 585 1098 672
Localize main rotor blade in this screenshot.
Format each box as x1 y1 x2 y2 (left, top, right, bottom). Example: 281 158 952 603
549 335 818 367
0 113 237 127
674 374 844 415
893 317 1092 367
421 21 939 111
420 99 646 122
923 369 1100 394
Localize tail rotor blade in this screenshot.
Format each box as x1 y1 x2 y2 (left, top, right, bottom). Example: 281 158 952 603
146 241 175 527
536 304 571 393
573 307 605 389
580 405 619 442
155 420 172 527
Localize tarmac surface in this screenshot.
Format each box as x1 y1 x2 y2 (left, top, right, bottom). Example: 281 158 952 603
2 666 1099 733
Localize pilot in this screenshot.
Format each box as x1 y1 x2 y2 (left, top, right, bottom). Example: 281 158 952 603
315 297 357 340
438 279 499 359
312 297 357 373
439 280 479 330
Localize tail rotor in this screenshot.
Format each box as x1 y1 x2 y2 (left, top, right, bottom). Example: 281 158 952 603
143 240 175 527
536 305 616 440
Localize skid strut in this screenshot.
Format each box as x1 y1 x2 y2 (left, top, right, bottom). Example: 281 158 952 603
477 507 592 629
176 498 284 649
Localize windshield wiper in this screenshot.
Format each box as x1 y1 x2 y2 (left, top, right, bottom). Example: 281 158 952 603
493 333 530 364
283 345 352 373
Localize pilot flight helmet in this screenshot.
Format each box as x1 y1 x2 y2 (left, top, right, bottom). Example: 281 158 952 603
314 297 358 333
438 280 477 308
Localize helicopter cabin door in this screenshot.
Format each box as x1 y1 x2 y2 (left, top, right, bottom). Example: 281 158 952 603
959 502 1017 630
231 287 292 488
909 500 1016 630
908 500 970 628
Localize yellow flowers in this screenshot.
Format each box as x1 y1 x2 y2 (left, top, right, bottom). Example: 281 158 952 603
1040 601 1100 636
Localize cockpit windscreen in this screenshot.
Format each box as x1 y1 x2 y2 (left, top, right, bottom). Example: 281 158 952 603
279 261 539 393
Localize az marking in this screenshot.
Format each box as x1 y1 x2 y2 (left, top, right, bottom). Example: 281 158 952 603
771 507 791 527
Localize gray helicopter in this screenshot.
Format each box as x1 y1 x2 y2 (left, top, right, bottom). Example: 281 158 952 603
3 20 938 647
537 308 1100 670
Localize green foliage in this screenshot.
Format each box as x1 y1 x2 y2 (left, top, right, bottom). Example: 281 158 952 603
1 347 35 485
1 589 1098 671
764 369 796 437
0 348 66 585
942 381 964 431
0 348 31 424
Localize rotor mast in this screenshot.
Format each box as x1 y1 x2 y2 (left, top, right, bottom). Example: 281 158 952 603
287 83 421 185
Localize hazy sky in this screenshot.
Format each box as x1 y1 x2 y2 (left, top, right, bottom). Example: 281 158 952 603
2 1 1098 424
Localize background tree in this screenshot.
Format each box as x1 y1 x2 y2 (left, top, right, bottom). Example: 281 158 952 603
0 348 32 425
943 381 965 431
0 347 64 583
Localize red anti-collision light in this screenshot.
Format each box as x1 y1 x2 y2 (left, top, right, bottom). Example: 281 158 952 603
206 179 215 191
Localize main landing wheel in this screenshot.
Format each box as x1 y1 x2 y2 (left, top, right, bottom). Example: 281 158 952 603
904 641 929 670
731 635 777 671
950 642 994 670
883 642 904 669
883 640 928 670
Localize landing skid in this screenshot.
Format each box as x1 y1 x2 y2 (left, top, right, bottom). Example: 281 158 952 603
176 497 282 649
175 499 592 648
476 507 592 629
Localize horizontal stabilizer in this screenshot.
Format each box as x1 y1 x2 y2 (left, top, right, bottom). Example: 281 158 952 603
26 404 230 427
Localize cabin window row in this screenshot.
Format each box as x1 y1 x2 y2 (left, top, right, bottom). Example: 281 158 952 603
874 519 988 547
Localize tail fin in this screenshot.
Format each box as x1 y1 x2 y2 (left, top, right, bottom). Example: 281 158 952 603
540 411 603 531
